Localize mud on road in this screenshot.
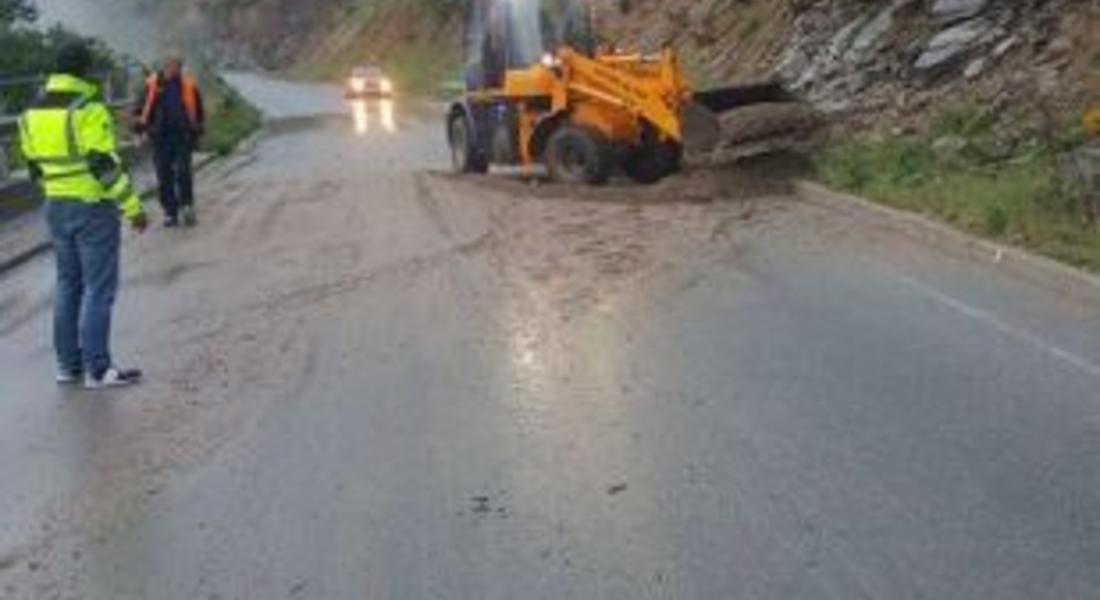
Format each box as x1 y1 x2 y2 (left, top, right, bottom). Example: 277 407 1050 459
0 104 811 597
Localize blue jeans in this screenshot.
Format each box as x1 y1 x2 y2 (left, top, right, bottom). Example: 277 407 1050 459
45 200 120 378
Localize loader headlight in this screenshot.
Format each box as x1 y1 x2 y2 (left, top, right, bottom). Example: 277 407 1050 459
540 53 561 69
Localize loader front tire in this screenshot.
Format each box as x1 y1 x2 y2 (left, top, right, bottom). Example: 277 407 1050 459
449 113 488 175
624 141 682 184
546 126 611 185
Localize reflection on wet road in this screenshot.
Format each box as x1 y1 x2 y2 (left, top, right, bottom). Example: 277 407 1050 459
1 73 1100 599
350 98 397 135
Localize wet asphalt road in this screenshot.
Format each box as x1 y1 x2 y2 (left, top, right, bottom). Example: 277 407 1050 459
1 74 1100 599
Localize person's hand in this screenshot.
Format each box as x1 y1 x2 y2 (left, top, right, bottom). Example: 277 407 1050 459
131 213 149 234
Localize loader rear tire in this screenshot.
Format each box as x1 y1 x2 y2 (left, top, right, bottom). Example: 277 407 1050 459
624 141 683 184
449 114 489 175
546 126 612 186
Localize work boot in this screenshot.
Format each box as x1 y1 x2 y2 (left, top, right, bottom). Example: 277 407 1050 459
85 367 143 390
181 206 197 228
164 216 179 228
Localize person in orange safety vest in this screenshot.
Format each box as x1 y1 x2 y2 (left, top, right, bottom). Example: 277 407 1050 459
135 56 205 228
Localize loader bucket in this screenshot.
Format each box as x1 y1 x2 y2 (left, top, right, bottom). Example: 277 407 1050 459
680 100 724 152
692 82 795 114
682 81 817 159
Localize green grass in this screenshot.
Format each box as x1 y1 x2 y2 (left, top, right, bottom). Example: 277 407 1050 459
384 42 459 98
817 132 1100 271
199 76 262 157
930 102 996 139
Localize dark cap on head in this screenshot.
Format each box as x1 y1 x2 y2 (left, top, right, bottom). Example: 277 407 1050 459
55 42 93 77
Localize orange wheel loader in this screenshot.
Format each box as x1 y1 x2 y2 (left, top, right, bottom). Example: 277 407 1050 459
446 0 809 185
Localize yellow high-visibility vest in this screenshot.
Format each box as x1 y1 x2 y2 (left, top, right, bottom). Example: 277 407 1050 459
19 73 143 220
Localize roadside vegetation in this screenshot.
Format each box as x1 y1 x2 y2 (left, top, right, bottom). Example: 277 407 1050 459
196 72 263 156
0 1 119 108
1 0 123 177
817 104 1100 271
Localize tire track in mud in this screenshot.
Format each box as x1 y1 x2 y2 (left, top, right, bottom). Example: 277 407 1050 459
156 227 496 334
246 229 497 315
413 172 454 240
0 293 52 338
125 260 215 290
254 188 296 240
425 162 806 326
0 309 322 600
449 177 738 320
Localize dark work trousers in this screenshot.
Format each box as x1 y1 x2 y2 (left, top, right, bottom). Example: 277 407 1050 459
152 136 194 219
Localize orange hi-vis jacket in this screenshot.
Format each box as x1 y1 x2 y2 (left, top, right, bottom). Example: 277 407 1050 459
139 73 202 130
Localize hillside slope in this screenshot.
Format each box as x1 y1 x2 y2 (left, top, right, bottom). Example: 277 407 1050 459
178 0 1096 132
158 0 459 94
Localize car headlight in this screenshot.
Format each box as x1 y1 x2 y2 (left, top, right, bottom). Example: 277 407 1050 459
350 78 366 92
380 78 393 93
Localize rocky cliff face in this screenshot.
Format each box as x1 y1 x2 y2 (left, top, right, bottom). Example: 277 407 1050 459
611 0 1096 134
161 0 348 69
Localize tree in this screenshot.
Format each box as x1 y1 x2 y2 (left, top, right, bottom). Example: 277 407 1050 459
0 0 37 28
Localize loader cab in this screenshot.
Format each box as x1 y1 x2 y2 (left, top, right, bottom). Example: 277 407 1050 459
461 0 607 88
463 0 558 90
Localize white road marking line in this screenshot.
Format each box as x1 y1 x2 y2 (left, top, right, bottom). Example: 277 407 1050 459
897 275 1100 380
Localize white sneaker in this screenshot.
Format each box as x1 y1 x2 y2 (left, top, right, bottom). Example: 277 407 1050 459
85 367 143 390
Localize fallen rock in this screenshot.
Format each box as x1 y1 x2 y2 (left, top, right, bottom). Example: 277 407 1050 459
931 0 992 25
992 35 1019 58
828 15 867 60
915 18 992 72
846 5 896 63
1044 35 1073 59
964 56 988 79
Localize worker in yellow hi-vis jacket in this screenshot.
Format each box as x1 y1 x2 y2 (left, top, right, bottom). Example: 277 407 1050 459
18 42 148 389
